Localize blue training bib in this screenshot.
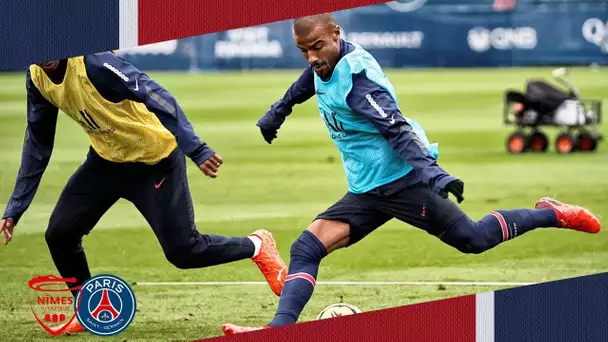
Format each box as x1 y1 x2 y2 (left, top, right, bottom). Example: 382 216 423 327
313 41 439 194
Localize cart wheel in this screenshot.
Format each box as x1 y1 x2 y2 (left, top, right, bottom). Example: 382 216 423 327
506 132 528 154
555 132 575 154
576 132 598 152
528 131 549 152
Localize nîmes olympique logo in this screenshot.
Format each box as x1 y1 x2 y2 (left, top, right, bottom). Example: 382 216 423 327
28 275 83 336
76 274 137 336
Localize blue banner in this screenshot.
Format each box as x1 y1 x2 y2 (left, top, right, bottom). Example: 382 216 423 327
0 0 120 70
494 272 608 341
115 3 608 70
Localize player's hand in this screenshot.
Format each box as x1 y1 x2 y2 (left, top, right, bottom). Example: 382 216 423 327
0 218 16 245
199 154 223 178
260 127 278 144
441 179 465 204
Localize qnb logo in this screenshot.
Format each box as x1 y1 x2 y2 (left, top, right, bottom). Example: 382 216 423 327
365 94 387 118
76 110 114 135
468 27 537 53
321 110 347 139
385 0 428 12
582 18 608 51
78 110 100 131
102 62 129 82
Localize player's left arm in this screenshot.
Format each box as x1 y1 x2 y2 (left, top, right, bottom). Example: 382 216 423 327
346 71 464 202
84 52 221 176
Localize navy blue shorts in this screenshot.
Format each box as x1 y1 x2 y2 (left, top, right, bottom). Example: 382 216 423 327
48 146 199 254
315 172 465 246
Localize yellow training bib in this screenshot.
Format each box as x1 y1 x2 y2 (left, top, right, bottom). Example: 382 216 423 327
29 57 177 164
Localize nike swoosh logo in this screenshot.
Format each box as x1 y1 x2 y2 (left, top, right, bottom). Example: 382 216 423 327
277 268 284 282
155 177 166 189
389 114 395 124
134 79 139 91
316 91 325 95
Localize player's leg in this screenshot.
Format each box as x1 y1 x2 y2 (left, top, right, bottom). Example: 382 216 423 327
223 193 390 334
45 149 120 297
124 149 286 294
440 196 600 254
381 182 600 254
429 191 557 254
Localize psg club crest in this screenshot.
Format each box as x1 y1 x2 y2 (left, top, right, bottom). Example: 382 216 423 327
28 275 83 336
75 274 137 336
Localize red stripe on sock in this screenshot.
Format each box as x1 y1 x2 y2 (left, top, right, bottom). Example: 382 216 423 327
285 272 316 287
491 211 509 241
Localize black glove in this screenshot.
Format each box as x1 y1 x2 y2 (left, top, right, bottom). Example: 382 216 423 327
260 127 278 144
440 179 465 204
257 110 284 145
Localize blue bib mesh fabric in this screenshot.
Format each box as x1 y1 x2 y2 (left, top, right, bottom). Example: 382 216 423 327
313 42 439 194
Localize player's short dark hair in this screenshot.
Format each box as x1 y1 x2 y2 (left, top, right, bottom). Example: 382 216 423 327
292 13 336 36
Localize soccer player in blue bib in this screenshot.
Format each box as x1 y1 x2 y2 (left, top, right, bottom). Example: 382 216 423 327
0 52 287 334
222 13 601 334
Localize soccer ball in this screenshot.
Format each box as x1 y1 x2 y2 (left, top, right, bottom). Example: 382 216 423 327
316 303 362 320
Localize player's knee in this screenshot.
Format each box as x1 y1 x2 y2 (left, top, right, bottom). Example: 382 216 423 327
165 251 193 269
45 216 72 246
306 219 349 253
442 219 492 255
44 228 58 246
290 230 328 264
460 237 491 254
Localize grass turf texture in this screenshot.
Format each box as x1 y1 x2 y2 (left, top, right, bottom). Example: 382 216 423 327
0 66 607 341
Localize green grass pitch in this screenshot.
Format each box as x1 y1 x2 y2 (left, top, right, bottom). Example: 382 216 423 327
0 66 607 341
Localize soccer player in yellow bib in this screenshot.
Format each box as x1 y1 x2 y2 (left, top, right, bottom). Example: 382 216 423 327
0 52 287 334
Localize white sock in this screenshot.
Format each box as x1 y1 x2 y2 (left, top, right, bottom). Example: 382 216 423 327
248 235 262 258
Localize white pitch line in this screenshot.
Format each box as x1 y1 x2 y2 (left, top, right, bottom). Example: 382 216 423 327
134 281 535 287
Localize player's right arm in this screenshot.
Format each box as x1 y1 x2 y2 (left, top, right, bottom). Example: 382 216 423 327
1 71 59 244
257 66 315 143
84 52 222 177
346 71 465 203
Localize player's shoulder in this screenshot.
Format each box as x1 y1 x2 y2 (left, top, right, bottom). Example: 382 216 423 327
84 51 131 82
85 51 128 67
342 41 382 75
26 64 46 91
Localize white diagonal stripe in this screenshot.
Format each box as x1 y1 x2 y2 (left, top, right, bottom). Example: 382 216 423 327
476 291 495 342
119 0 138 49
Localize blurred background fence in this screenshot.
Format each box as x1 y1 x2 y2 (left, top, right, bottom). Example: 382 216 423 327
113 0 608 71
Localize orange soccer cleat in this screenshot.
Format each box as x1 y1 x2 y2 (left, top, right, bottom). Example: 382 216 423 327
535 197 601 234
48 318 86 335
222 323 270 335
249 229 288 296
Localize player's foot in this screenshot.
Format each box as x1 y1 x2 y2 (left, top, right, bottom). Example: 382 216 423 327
249 229 288 296
535 197 601 233
48 319 86 334
222 323 269 335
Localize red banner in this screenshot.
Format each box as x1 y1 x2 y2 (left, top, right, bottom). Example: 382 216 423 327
138 0 389 45
197 295 476 342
